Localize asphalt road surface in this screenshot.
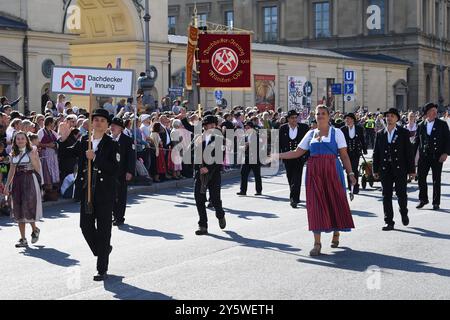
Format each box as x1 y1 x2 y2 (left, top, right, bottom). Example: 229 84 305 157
1 157 449 300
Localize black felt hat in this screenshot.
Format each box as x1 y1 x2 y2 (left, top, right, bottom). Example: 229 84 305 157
91 108 112 124
384 108 400 121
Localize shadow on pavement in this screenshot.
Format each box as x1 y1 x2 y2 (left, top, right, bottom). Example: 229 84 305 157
21 245 79 267
104 275 174 300
224 207 279 220
208 230 301 255
118 224 184 240
297 247 450 277
351 210 378 218
395 227 450 240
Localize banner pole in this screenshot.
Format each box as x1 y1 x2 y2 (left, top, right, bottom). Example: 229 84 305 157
87 88 93 214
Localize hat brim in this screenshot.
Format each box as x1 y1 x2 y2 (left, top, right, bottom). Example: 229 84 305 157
92 114 112 124
384 111 400 120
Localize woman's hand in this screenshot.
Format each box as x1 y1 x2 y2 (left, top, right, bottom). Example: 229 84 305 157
349 174 357 186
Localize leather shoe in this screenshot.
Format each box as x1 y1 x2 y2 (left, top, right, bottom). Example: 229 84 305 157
401 216 409 226
254 192 262 196
93 272 108 281
236 192 246 196
416 201 429 209
382 224 395 231
290 201 298 209
195 227 208 235
219 217 226 229
433 205 440 211
113 220 124 226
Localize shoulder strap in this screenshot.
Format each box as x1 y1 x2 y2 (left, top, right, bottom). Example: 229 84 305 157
15 151 30 166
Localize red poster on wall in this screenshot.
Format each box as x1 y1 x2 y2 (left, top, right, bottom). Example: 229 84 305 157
198 34 251 88
254 74 276 112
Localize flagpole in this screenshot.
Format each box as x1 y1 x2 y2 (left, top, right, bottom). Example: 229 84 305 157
194 5 202 115
87 88 93 214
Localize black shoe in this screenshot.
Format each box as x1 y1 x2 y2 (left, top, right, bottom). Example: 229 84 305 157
31 228 40 244
93 272 108 281
433 205 440 211
236 192 246 196
382 224 395 231
254 192 262 196
219 217 226 229
113 220 124 226
416 201 429 209
290 201 298 209
195 227 208 235
402 216 410 226
15 238 28 248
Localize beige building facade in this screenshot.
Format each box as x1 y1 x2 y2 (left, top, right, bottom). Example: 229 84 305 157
169 0 450 110
1 0 408 114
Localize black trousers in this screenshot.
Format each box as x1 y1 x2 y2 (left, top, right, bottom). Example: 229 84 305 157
284 159 305 204
80 199 113 274
240 164 262 194
348 153 360 193
365 129 375 149
113 176 128 223
418 157 443 206
380 170 408 226
194 169 225 228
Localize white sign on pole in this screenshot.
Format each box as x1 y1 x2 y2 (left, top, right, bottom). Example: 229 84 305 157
288 76 307 110
51 66 135 97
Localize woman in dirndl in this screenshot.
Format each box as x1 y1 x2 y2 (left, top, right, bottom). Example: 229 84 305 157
279 105 357 256
38 117 60 191
4 132 43 248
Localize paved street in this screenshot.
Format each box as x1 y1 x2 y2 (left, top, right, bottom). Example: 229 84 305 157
1 157 450 300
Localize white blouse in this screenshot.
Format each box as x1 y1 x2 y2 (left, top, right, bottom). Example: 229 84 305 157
298 127 347 151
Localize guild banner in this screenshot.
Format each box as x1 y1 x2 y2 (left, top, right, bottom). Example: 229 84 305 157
185 25 199 91
198 34 251 88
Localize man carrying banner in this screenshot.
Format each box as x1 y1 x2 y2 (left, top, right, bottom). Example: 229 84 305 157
71 109 120 281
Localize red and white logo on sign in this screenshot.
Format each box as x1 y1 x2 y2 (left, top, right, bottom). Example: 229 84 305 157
61 71 86 91
211 47 239 76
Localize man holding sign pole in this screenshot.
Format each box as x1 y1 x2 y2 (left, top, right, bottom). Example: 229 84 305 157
70 109 120 281
51 65 133 280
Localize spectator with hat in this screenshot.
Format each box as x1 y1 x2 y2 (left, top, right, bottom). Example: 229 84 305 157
415 103 450 210
278 109 310 208
110 117 135 226
341 112 367 194
373 108 416 231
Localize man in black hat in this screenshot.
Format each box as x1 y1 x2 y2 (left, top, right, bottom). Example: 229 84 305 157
415 103 450 210
237 121 263 196
194 115 226 235
279 109 310 208
341 113 367 194
70 108 120 280
110 117 136 226
373 108 416 231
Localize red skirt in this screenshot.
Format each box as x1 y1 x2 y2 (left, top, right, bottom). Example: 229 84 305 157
167 148 175 172
305 154 355 233
156 147 166 175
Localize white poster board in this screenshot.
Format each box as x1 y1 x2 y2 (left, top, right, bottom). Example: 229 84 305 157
51 66 135 97
287 76 307 111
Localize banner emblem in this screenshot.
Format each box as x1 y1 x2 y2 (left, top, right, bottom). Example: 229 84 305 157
212 48 239 76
